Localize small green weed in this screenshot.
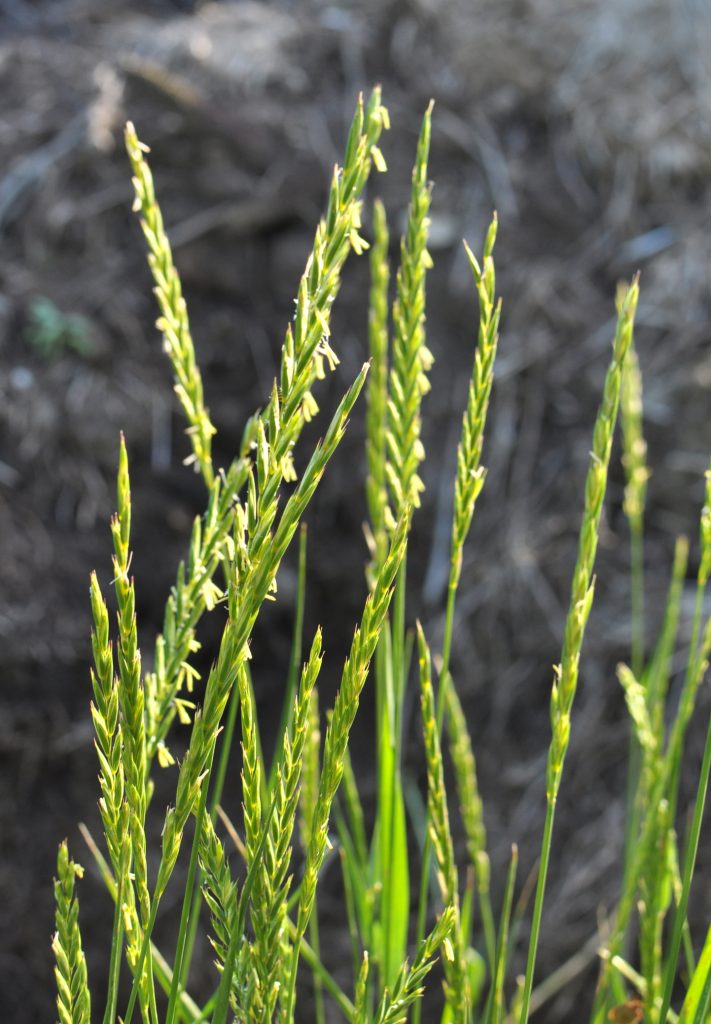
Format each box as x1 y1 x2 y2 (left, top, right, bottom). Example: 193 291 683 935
24 296 93 359
52 91 711 1024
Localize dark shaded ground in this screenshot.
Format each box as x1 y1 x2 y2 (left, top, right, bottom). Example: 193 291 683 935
2 1 711 1020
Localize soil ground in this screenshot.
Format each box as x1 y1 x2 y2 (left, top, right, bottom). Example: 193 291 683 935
2 1 711 1021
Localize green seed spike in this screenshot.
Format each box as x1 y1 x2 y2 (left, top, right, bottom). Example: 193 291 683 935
373 906 457 1024
452 218 501 591
518 277 640 1024
125 124 216 489
444 676 496 966
366 197 391 581
250 631 324 1019
385 102 434 523
53 842 91 1024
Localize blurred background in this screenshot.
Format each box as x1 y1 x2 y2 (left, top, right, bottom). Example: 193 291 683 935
2 0 711 1020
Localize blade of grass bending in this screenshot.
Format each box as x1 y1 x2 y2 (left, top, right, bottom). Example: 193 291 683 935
659 712 711 1023
517 279 640 1024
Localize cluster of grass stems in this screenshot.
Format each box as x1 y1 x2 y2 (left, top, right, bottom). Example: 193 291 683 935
52 90 711 1024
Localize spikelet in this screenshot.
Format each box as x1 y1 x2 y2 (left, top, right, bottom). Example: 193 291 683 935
366 197 391 579
89 570 126 877
125 123 216 487
620 343 649 531
299 687 321 854
444 677 490 898
353 952 370 1024
451 216 501 587
418 625 468 1018
198 815 239 993
52 842 91 1024
384 104 434 522
110 439 151 939
373 906 456 1024
547 278 640 802
147 458 248 759
248 632 324 1019
274 89 388 462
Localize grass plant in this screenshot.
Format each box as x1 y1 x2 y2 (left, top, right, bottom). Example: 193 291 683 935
52 90 711 1024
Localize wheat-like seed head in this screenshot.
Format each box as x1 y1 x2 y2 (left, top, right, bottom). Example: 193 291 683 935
444 676 490 897
384 104 434 522
52 841 91 1024
373 906 456 1024
366 197 391 581
451 216 501 587
547 277 640 802
248 631 324 1018
110 438 151 939
620 343 649 530
125 123 216 488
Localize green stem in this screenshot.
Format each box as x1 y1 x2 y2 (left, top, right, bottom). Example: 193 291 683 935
269 523 308 790
308 911 327 1024
517 796 556 1024
102 869 125 1024
439 576 458 710
382 557 407 991
630 521 645 681
666 581 706 827
165 779 210 1024
124 901 159 1024
621 520 645 941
